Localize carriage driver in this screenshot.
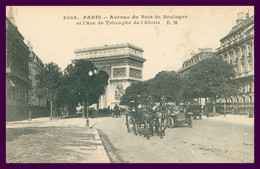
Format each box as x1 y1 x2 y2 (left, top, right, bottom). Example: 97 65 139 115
160 96 167 112
135 94 142 110
146 95 156 113
128 94 141 116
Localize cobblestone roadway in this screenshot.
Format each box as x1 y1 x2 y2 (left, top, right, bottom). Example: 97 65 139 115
91 115 254 163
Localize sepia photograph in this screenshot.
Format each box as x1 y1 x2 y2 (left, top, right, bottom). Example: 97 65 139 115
5 6 254 163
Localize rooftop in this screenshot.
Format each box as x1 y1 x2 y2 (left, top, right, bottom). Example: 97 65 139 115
221 15 254 42
74 43 144 53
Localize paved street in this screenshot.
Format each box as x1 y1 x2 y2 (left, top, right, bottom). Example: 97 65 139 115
6 114 254 163
91 114 254 163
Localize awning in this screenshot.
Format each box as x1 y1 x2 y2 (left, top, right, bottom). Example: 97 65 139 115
244 24 254 34
7 79 15 87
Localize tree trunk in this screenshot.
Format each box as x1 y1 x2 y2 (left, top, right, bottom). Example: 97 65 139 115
83 101 85 118
86 94 90 127
50 99 53 120
213 97 216 117
224 99 227 117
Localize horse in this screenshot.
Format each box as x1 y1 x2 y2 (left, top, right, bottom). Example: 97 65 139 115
154 102 172 139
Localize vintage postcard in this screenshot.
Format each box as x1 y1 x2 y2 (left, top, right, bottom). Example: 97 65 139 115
6 6 254 163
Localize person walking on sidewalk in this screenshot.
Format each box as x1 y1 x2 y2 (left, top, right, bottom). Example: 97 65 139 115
28 110 32 121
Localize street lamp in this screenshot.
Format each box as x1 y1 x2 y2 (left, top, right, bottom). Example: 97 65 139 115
79 92 85 119
86 68 98 128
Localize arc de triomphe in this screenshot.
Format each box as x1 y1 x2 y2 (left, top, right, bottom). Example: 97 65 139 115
73 43 146 109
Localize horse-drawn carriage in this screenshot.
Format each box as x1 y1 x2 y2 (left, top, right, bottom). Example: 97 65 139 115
125 96 194 139
125 96 196 139
125 99 159 139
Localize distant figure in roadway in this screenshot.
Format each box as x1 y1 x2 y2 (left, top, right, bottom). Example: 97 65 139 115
114 103 120 118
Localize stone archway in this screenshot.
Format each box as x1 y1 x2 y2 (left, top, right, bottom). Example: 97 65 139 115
73 43 146 108
96 69 110 109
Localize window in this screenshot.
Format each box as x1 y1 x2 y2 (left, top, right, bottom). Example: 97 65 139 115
241 46 246 60
242 97 245 104
240 64 244 74
29 66 32 75
247 84 250 93
224 54 228 61
250 82 254 92
243 85 246 93
249 96 252 103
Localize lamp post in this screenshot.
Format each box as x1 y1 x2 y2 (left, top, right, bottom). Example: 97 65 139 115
79 92 85 118
86 68 98 128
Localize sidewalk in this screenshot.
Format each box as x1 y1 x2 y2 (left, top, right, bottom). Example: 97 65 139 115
205 114 254 126
6 117 110 163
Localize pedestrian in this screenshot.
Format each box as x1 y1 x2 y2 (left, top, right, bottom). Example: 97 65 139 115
114 104 120 117
28 110 32 121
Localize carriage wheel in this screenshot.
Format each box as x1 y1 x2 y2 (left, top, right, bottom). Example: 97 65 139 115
168 117 175 129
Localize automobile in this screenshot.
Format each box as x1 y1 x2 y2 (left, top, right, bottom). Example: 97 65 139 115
186 104 203 120
167 105 193 128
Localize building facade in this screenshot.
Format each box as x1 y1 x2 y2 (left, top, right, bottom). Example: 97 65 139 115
178 48 216 77
27 41 47 108
216 12 254 114
6 10 31 121
73 43 146 108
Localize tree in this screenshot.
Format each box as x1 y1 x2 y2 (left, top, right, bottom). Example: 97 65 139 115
35 62 63 120
183 57 239 115
120 81 147 106
63 60 109 115
146 71 184 103
120 71 184 105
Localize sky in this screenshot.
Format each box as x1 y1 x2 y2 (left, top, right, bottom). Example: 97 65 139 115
6 6 254 80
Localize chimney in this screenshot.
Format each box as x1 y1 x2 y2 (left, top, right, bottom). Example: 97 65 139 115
27 41 33 52
236 11 249 24
27 41 34 58
8 7 15 25
246 10 250 19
